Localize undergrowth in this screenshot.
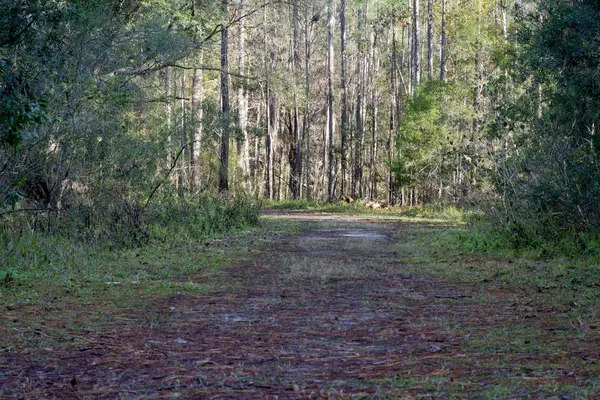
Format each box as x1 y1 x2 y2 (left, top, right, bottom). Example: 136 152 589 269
453 208 600 260
264 199 471 223
0 195 262 302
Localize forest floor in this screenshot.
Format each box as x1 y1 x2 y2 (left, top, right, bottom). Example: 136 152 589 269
1 209 600 399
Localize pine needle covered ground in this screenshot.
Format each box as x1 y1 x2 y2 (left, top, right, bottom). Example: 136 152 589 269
2 209 599 398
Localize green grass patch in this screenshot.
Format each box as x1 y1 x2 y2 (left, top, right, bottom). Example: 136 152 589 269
264 200 474 224
393 224 600 313
0 196 262 306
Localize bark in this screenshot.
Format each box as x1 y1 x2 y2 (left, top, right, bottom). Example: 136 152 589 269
304 2 312 201
352 6 365 199
291 0 302 199
412 0 421 94
237 0 249 179
179 72 186 196
369 26 379 200
165 66 173 168
219 0 230 193
500 0 507 39
265 91 274 199
427 0 433 80
440 0 447 81
327 0 336 201
265 52 277 200
191 53 204 191
339 0 348 196
389 26 399 205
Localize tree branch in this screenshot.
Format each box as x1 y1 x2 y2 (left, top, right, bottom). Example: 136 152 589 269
144 139 197 208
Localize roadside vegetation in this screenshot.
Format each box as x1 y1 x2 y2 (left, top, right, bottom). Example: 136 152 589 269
0 195 261 306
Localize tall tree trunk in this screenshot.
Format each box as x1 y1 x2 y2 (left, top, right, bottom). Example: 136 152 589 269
237 0 249 181
500 0 507 39
440 0 447 81
263 6 272 199
219 0 230 193
412 0 421 94
265 90 274 199
370 26 379 200
179 72 186 197
266 52 277 200
427 0 433 80
164 67 173 169
291 0 302 199
352 5 365 199
339 0 348 197
304 2 312 201
191 53 204 191
252 98 261 192
389 26 399 205
327 0 336 201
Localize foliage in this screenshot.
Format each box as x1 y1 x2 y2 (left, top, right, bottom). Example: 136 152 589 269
487 0 600 247
394 80 481 201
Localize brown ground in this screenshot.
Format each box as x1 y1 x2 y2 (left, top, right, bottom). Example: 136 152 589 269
1 210 599 399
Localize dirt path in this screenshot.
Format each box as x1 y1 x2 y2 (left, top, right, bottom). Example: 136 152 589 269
2 211 599 398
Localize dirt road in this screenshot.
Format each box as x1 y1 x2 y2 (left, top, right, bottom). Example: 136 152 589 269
2 211 599 398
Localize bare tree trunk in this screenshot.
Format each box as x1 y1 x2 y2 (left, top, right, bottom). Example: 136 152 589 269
440 0 447 81
263 6 272 199
352 5 365 199
389 26 399 205
179 72 186 197
191 53 204 191
412 0 421 94
339 0 348 197
251 89 261 191
370 26 379 200
277 141 283 200
265 92 274 200
173 74 180 190
427 0 433 80
265 52 277 200
219 0 230 193
291 0 302 200
304 2 312 201
500 0 507 39
165 67 173 169
237 0 249 181
327 0 336 201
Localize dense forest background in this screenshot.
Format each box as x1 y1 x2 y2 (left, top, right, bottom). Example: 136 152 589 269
1 0 600 253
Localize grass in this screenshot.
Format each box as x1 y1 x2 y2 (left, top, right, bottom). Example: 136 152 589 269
264 199 470 224
0 196 263 304
0 222 292 305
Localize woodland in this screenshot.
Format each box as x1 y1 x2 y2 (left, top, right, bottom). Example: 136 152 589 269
2 1 600 397
1 0 600 247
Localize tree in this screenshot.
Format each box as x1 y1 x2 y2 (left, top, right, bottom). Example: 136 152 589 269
427 0 434 80
327 0 336 201
339 0 348 197
219 0 231 193
411 0 421 95
304 1 313 201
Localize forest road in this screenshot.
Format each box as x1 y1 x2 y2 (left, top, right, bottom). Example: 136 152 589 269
2 210 598 399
